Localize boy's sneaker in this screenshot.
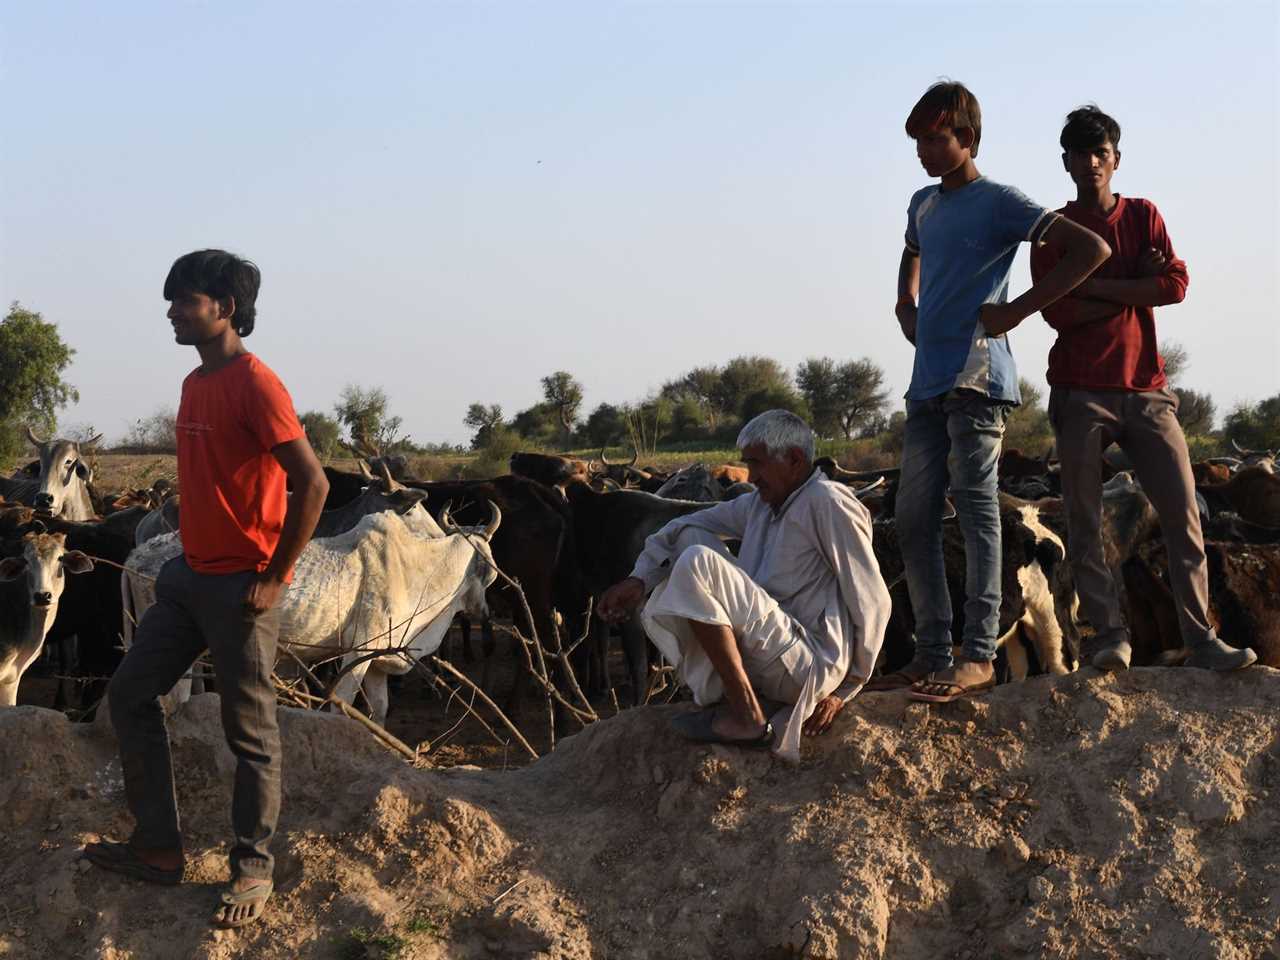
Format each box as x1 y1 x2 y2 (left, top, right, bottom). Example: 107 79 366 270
1092 637 1132 671
1187 634 1257 671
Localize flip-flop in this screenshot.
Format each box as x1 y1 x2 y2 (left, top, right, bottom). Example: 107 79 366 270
865 669 929 691
907 676 997 704
82 840 184 886
212 879 274 929
669 707 774 749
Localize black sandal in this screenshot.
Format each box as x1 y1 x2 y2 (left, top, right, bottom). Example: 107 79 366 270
669 707 774 749
82 840 184 885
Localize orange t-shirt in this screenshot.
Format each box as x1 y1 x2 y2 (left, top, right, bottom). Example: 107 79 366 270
175 354 304 577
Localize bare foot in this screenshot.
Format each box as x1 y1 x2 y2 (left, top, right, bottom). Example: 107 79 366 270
211 876 273 928
710 706 769 741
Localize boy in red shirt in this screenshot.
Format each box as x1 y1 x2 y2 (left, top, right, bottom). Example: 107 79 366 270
85 250 330 927
1031 107 1255 673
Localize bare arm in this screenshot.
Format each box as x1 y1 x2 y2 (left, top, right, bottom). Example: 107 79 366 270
1077 248 1189 307
894 247 920 345
982 218 1110 336
245 437 330 613
1040 295 1126 331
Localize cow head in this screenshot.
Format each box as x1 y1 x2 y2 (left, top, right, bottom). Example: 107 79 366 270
591 447 650 486
655 464 719 502
26 428 102 520
509 452 589 490
437 501 502 618
0 530 94 612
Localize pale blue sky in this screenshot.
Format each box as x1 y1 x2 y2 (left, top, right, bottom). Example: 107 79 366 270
3 2 1277 446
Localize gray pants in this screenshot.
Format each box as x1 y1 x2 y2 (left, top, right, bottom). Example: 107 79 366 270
1049 385 1213 648
108 556 283 881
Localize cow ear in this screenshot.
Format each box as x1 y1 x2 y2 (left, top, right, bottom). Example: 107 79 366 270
0 557 28 581
60 550 95 575
74 461 92 480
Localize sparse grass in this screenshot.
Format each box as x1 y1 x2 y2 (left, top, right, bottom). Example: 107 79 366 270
403 911 442 936
337 926 408 960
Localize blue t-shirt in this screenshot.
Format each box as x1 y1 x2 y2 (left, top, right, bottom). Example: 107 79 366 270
904 177 1056 403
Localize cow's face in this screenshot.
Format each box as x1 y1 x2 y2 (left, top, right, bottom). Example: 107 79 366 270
0 533 94 610
656 465 718 502
462 539 498 618
30 436 99 517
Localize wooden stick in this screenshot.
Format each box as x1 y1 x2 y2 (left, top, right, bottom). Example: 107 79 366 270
430 655 539 761
329 696 419 762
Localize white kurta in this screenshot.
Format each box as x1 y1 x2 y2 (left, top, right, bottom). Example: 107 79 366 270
631 471 892 761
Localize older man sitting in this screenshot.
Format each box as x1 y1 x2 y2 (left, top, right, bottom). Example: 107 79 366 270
598 410 892 761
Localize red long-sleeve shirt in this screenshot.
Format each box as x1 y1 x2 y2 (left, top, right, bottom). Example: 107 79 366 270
1031 195 1188 391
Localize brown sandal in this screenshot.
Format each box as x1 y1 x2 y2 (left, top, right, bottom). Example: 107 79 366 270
908 675 996 703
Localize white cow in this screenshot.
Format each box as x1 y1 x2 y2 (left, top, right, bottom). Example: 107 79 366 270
121 502 500 722
0 531 94 706
0 429 103 521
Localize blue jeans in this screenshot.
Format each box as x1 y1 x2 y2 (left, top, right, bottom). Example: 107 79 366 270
896 389 1009 668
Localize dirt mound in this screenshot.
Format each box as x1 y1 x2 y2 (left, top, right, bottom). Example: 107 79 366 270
2 668 1278 959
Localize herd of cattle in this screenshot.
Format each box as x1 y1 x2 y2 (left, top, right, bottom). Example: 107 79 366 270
1 430 1278 727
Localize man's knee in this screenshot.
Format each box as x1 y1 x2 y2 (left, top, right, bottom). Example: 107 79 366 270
671 543 729 581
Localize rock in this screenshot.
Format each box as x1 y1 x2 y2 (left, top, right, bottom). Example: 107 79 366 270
999 835 1031 867
1027 875 1053 903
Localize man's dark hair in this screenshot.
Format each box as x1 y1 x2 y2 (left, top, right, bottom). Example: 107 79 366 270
905 81 982 158
1060 105 1121 154
163 249 261 337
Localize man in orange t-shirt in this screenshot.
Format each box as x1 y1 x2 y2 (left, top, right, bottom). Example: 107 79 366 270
85 250 330 929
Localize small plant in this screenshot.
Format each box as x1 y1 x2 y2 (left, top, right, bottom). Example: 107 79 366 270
338 926 407 960
403 911 441 936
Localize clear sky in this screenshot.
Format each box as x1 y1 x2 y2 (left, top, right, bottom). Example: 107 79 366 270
3 1 1277 447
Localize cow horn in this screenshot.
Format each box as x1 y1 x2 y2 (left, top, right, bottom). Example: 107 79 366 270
853 475 885 498
482 500 502 540
29 519 47 535
1231 438 1251 455
628 447 638 467
599 447 613 467
357 459 375 480
377 458 395 487
25 426 46 447
437 500 455 532
84 433 103 448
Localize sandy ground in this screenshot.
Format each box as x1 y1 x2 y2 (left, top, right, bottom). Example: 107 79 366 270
2 666 1278 960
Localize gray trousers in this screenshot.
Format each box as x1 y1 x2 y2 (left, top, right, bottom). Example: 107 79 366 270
108 556 283 881
1049 385 1213 648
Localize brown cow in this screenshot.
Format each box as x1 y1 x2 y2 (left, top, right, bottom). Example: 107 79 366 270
1191 461 1231 486
1124 539 1280 668
1197 465 1280 527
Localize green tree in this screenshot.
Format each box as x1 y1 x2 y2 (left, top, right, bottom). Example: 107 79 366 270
1222 394 1280 451
713 356 792 420
796 357 890 439
1004 378 1053 454
582 402 628 447
510 401 561 446
299 410 342 459
1161 341 1189 385
123 406 178 453
795 357 842 438
1173 388 1215 436
662 365 726 431
540 371 584 448
0 303 78 464
334 384 404 452
463 403 504 451
740 386 809 425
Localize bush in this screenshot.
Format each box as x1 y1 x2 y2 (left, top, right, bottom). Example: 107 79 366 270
466 425 524 479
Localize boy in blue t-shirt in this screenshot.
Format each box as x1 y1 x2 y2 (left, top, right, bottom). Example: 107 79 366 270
881 82 1110 702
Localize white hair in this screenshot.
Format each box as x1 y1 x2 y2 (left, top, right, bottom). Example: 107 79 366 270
736 410 815 463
